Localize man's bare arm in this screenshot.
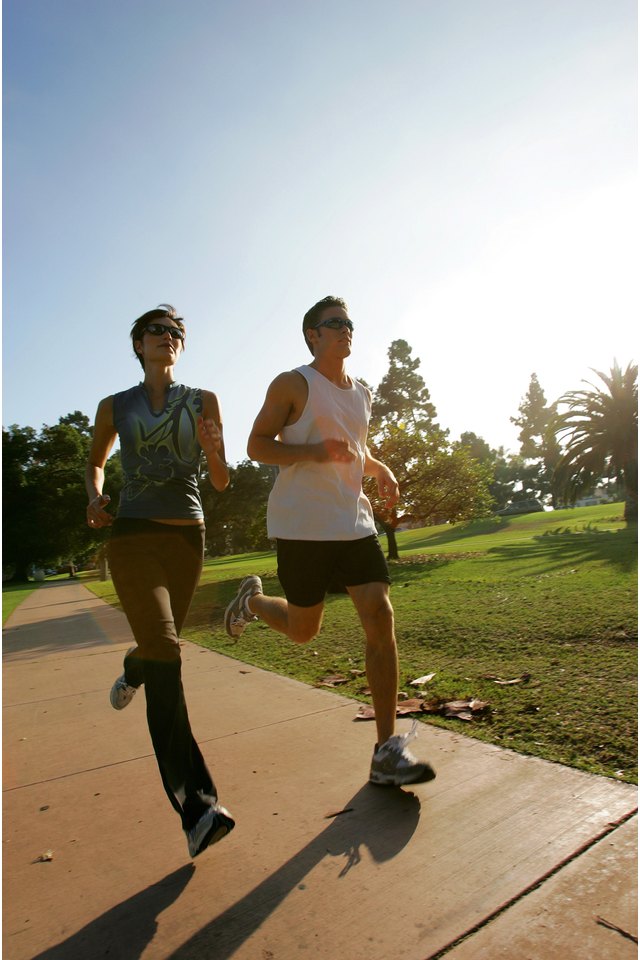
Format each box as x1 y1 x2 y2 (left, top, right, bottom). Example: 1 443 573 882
364 446 400 508
247 372 356 466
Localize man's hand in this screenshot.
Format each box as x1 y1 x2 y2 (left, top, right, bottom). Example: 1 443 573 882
316 438 358 463
376 464 400 508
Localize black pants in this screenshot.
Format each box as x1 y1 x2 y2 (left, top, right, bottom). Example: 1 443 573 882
108 518 217 831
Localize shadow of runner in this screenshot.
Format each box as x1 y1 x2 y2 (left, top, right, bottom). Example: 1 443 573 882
169 783 421 959
29 865 195 960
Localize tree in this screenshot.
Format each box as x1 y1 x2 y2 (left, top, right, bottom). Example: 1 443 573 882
200 459 273 556
372 339 440 433
455 432 516 510
553 361 638 522
2 412 122 581
2 426 39 581
366 427 493 553
366 342 494 559
510 374 562 504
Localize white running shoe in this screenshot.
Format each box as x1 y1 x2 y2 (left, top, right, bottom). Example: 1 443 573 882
110 675 138 710
109 646 139 710
369 720 436 786
186 803 235 858
224 575 262 638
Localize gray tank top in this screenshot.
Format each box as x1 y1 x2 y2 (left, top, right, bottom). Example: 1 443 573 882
113 382 204 520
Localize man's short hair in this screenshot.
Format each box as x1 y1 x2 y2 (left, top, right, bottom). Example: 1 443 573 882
302 296 348 355
130 303 186 369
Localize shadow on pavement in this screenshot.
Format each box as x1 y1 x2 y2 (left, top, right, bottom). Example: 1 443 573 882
169 783 421 959
30 865 195 960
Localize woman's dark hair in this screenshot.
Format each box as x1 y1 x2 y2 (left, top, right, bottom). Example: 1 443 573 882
301 296 348 355
130 303 186 369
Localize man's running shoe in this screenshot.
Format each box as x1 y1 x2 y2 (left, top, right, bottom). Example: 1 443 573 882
186 803 235 858
369 720 436 786
109 647 139 710
224 575 262 638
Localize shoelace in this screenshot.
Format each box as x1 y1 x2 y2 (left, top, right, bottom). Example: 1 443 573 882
389 720 419 754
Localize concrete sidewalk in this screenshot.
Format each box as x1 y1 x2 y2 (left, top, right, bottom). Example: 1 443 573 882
3 580 637 960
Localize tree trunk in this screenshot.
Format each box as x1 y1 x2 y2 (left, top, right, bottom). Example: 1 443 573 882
623 463 638 523
385 527 400 560
6 562 31 583
624 492 638 523
374 515 400 560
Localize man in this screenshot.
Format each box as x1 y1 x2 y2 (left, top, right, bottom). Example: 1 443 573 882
225 296 435 786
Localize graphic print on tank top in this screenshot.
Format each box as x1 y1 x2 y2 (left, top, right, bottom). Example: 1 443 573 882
116 384 203 505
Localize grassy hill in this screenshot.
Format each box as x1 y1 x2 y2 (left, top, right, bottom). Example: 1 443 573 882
89 504 638 783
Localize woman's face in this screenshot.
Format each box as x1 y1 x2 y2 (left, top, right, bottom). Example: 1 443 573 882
135 320 185 367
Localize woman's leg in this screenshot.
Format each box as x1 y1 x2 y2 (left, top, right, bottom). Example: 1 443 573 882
108 521 216 830
162 525 221 828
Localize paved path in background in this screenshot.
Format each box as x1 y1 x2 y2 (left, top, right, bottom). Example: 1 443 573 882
3 580 637 959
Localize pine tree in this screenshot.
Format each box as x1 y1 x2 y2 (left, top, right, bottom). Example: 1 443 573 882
366 341 492 558
510 374 561 504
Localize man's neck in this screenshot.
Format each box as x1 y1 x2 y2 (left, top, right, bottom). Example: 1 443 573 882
309 356 350 388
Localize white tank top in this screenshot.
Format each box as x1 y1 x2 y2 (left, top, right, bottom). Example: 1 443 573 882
267 365 378 540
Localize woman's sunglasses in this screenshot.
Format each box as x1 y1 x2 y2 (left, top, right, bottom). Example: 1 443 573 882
144 322 185 341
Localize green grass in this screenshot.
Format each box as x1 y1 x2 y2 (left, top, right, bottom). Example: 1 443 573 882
2 582 40 624
86 504 638 783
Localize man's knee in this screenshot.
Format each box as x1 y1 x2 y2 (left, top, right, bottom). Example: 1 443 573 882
287 605 323 644
289 629 319 645
359 595 395 637
288 623 320 644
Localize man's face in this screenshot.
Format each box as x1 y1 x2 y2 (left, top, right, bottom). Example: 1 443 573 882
308 305 353 358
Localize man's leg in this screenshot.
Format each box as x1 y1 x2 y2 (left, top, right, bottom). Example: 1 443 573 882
226 539 328 643
347 582 398 747
348 579 436 786
247 593 325 645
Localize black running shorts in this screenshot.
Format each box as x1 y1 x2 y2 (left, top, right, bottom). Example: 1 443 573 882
276 535 391 608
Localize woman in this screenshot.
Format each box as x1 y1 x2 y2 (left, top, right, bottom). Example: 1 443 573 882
85 303 234 858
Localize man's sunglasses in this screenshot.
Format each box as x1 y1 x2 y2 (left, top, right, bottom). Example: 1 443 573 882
312 317 354 332
144 322 185 341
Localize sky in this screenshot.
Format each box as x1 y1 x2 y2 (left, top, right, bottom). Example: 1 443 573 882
3 0 637 466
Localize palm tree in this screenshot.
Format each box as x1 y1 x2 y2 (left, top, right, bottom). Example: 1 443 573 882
553 361 638 522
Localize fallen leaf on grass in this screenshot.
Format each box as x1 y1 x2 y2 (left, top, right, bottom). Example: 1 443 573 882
483 673 531 685
442 699 490 721
355 698 490 721
441 700 489 721
317 674 350 687
410 673 436 686
396 698 427 715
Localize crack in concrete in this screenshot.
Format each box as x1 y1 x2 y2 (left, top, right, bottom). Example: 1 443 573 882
422 807 638 959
